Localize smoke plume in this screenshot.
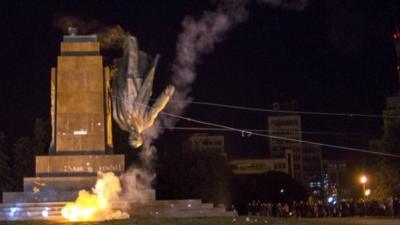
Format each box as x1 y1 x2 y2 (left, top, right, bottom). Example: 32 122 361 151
61 169 156 221
120 167 156 203
61 172 129 221
142 0 310 185
162 0 309 128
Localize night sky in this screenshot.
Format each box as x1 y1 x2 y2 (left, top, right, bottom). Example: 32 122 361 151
0 0 399 160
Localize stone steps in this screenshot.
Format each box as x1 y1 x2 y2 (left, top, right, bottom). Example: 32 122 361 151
0 199 236 221
3 189 156 203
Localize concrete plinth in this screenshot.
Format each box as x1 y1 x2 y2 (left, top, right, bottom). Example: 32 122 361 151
23 176 97 192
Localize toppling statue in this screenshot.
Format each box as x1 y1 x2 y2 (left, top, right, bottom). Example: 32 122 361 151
111 36 175 148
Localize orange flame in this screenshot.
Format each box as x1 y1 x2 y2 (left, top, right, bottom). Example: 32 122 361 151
61 172 129 221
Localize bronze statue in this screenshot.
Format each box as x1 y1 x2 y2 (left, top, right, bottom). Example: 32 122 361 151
111 36 174 148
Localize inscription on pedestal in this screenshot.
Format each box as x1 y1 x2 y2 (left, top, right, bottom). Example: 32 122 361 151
36 155 124 176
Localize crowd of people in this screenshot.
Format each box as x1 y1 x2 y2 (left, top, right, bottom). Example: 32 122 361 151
245 197 400 217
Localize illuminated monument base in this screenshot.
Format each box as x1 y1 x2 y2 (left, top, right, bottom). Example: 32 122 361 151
2 155 156 203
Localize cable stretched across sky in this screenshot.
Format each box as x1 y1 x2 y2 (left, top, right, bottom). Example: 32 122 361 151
159 111 400 158
158 126 377 136
160 99 400 119
129 99 398 158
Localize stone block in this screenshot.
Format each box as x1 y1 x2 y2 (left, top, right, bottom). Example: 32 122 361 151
55 55 106 153
2 191 79 203
61 42 100 53
23 176 97 192
35 155 124 176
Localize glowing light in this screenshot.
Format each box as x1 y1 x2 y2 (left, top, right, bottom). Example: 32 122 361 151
187 204 192 208
41 208 49 218
280 189 285 193
73 130 88 135
365 189 371 196
9 207 18 217
328 197 333 203
61 172 129 222
360 175 367 184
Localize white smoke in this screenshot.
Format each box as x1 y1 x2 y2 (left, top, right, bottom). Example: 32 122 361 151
61 172 129 221
121 0 311 207
61 170 155 221
162 0 248 127
119 167 156 203
139 127 159 192
140 0 247 186
162 0 309 128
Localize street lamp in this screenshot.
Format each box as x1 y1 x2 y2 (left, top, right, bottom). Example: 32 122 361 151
360 175 367 199
364 189 371 197
360 175 367 184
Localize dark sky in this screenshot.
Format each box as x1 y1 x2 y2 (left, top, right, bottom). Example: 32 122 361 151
0 0 399 159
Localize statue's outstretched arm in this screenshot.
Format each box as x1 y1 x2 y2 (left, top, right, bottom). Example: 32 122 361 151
137 55 160 119
144 85 175 130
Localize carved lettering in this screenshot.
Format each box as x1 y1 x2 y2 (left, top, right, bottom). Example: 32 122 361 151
98 164 122 172
63 165 84 172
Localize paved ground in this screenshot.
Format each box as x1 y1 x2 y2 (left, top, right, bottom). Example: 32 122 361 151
0 217 399 225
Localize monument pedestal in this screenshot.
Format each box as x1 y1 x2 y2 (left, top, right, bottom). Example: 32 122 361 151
2 154 155 203
1 34 133 204
0 33 234 220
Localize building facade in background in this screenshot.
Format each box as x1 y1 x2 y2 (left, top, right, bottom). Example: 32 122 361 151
322 160 353 202
268 102 322 196
183 133 225 153
230 150 294 176
368 31 400 154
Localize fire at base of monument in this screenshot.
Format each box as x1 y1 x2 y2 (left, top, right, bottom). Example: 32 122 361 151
61 167 154 221
61 172 129 221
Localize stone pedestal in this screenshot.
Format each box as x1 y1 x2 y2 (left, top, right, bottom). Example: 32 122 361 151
2 34 146 203
35 155 124 176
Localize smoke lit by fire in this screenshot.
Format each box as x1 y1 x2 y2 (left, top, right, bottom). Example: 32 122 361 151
61 172 129 222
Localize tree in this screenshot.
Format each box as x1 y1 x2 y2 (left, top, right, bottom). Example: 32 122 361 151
156 143 231 206
32 118 50 155
371 158 400 199
11 137 34 191
383 110 400 154
372 109 400 199
0 132 12 193
180 147 231 205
